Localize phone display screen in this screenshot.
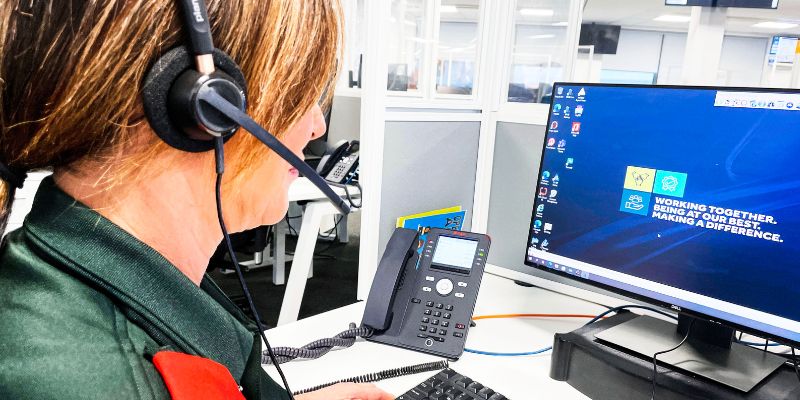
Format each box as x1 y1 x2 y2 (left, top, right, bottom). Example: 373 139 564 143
432 236 478 270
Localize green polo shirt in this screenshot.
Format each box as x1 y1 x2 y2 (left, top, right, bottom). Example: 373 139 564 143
0 177 290 399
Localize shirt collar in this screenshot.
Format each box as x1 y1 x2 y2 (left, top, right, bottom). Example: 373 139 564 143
23 177 255 379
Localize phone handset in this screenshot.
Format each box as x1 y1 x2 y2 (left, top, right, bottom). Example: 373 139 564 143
362 228 420 331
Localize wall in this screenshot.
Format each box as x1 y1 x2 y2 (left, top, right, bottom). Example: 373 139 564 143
377 120 480 262
328 95 362 144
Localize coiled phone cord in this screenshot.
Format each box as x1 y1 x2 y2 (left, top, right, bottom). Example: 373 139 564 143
292 360 449 395
262 323 374 365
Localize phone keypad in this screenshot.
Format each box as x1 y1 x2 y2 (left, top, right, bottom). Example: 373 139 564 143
416 302 460 342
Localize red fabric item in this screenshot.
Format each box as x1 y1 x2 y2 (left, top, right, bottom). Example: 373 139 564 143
153 351 246 400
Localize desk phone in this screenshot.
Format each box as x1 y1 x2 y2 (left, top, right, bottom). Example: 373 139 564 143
362 227 490 359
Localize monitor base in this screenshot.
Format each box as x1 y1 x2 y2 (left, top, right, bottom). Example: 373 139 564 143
595 315 785 392
551 311 797 400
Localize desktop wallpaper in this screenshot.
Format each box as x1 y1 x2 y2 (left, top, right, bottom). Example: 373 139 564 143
528 84 800 323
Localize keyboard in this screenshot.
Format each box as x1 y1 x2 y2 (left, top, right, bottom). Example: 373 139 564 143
396 368 509 400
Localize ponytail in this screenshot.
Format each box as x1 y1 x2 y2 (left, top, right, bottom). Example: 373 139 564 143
0 180 15 238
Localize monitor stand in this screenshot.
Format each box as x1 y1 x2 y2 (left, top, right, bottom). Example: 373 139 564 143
594 314 786 392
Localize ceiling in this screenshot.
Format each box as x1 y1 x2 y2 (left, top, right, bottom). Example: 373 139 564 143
434 0 800 37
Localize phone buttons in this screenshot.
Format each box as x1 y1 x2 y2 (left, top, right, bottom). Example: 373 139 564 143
457 282 468 287
425 276 434 281
436 279 454 295
412 298 421 303
455 292 465 298
426 301 434 307
425 338 434 347
423 286 432 292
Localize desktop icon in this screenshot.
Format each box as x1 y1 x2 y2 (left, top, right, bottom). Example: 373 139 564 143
565 106 570 114
750 100 757 107
544 223 553 233
558 139 567 148
724 99 731 106
768 102 775 108
534 220 542 229
549 190 558 198
578 88 585 96
567 89 573 96
547 138 556 147
653 170 688 197
619 189 652 216
542 239 549 248
554 104 562 112
539 187 548 196
542 171 551 180
566 158 574 168
550 121 558 130
777 101 786 108
537 204 545 213
572 122 581 133
759 101 766 107
557 87 564 95
575 105 584 116
788 102 795 109
552 174 560 185
531 237 539 244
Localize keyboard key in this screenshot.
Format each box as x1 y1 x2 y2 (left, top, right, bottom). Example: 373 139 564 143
445 304 453 311
467 382 484 393
456 377 473 387
434 311 442 317
443 313 451 319
432 319 440 325
407 388 426 399
417 333 428 339
432 336 445 342
454 332 464 338
419 325 427 331
488 394 507 400
439 369 458 379
477 388 495 399
439 329 447 335
429 327 437 333
442 321 449 327
426 301 434 307
454 394 471 400
422 317 430 323
428 378 443 388
424 310 432 315
436 303 443 309
416 385 436 397
429 394 453 400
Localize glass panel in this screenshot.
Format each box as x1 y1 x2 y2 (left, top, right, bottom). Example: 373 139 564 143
507 0 571 104
388 0 427 95
581 0 800 88
338 0 366 90
436 0 481 97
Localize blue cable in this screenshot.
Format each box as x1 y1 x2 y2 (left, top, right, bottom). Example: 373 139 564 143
464 346 552 356
737 340 781 347
344 165 359 185
463 304 677 357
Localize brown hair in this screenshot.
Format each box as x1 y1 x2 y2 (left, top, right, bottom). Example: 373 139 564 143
0 0 343 231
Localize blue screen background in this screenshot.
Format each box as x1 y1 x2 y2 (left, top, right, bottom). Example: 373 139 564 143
531 85 800 324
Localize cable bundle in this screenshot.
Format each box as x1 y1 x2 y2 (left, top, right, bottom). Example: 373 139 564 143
262 323 374 365
293 360 450 395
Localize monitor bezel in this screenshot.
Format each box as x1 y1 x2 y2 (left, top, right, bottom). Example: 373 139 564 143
524 82 800 348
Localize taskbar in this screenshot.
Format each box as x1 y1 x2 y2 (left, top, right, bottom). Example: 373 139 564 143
527 255 591 280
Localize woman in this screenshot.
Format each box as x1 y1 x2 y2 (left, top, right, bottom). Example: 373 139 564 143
0 0 392 399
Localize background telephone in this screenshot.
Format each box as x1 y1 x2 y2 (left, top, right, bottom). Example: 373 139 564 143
316 139 359 184
362 227 491 359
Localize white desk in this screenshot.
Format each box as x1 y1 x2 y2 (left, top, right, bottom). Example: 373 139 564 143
275 178 360 326
264 272 607 398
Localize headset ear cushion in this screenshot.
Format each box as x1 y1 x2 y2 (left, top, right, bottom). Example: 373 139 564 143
143 46 248 153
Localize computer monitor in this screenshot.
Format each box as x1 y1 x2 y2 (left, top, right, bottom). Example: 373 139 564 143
525 83 799 389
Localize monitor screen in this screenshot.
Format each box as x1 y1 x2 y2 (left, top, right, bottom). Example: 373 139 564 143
526 84 800 344
433 236 478 270
579 24 621 55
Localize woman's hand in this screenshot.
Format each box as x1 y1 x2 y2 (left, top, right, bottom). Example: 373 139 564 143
295 382 395 400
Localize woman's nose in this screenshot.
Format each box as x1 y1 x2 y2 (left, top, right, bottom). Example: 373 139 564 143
310 104 327 140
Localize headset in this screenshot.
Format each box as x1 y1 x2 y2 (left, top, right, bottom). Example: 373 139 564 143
141 1 351 398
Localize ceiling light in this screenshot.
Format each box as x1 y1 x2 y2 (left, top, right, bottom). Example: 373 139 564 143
528 34 556 39
520 8 554 17
552 22 569 26
654 15 692 22
752 21 799 29
440 5 458 13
